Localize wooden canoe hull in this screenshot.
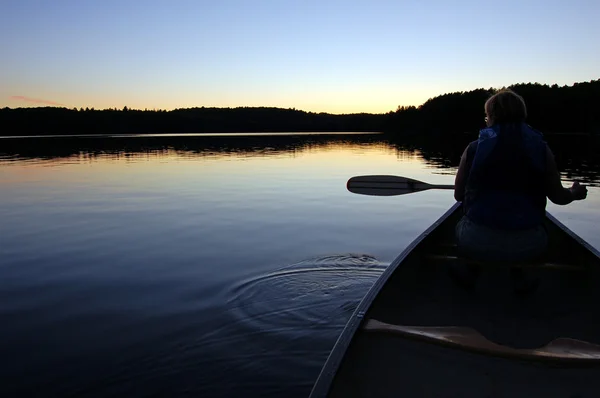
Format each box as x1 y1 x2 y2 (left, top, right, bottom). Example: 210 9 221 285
310 203 600 398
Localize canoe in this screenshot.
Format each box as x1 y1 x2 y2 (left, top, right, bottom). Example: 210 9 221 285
310 202 600 398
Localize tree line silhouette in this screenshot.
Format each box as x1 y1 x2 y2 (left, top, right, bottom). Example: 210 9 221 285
0 106 384 136
390 79 600 136
1 79 598 137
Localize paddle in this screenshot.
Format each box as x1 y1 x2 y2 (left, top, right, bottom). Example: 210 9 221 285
347 175 454 196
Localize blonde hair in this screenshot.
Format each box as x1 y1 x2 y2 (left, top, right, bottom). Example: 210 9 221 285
484 89 527 125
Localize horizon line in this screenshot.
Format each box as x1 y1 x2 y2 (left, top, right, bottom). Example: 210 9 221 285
5 77 599 115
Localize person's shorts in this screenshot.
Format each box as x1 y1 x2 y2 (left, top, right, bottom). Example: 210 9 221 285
455 216 548 263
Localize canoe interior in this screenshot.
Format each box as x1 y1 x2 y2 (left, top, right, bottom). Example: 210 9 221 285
313 204 600 398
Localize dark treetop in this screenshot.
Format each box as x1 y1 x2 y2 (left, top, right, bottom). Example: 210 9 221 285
1 79 598 137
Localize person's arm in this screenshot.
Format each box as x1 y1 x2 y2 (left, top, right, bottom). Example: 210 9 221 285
545 146 587 205
454 146 469 202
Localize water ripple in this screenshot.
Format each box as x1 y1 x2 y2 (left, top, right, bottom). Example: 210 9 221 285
227 254 385 332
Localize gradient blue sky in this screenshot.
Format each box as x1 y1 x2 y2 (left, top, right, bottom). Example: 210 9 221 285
1 0 599 114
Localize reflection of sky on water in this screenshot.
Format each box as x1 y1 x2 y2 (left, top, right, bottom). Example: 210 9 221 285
0 133 599 397
1 133 598 252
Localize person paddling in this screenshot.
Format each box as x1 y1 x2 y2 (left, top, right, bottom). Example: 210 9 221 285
452 89 587 292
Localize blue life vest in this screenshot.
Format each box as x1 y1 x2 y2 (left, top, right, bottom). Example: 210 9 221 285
464 123 547 230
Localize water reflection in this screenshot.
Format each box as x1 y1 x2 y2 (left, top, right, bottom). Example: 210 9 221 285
0 134 384 163
198 255 386 396
1 132 599 398
386 134 600 186
2 133 599 187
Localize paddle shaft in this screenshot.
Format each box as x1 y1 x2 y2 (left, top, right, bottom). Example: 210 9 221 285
423 184 454 190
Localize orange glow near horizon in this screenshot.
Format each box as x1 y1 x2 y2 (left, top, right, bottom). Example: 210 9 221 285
5 77 599 114
4 84 442 114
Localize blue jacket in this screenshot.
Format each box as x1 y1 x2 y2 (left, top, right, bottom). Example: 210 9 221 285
464 123 547 230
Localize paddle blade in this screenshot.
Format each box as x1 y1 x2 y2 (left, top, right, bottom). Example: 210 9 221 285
347 175 453 196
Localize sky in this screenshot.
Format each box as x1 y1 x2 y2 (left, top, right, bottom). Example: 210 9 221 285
1 0 599 114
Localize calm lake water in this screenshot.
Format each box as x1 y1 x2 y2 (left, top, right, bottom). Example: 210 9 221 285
1 132 599 397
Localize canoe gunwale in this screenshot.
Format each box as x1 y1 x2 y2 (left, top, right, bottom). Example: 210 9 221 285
308 202 462 398
545 211 600 259
309 204 600 397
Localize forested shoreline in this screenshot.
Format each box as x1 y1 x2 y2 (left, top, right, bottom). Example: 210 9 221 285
2 79 598 137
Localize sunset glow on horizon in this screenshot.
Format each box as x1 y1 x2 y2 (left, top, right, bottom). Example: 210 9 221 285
2 1 599 114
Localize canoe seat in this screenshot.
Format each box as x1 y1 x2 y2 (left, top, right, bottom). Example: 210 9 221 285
363 319 600 364
424 254 584 271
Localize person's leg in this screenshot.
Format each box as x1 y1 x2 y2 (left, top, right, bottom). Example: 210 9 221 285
451 217 481 290
508 225 548 296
